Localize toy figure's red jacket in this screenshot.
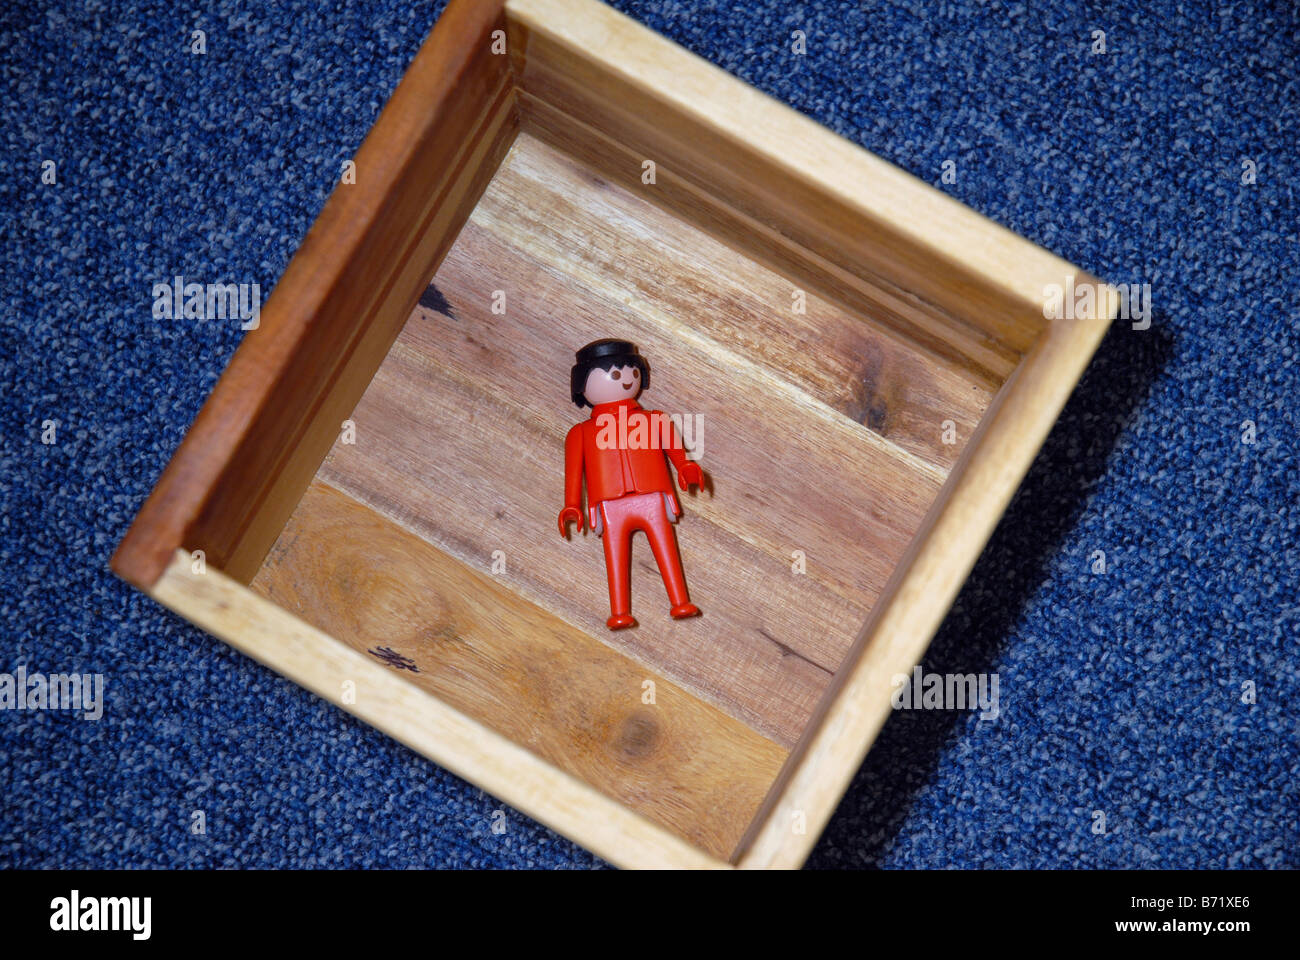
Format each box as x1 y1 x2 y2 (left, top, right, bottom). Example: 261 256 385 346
564 399 691 527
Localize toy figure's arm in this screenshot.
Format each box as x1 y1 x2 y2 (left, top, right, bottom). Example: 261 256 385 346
558 424 585 537
660 413 705 490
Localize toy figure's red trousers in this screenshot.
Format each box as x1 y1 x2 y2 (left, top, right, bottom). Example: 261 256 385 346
596 492 696 628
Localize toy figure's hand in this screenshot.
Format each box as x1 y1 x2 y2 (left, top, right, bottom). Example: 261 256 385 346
678 462 705 491
558 506 584 538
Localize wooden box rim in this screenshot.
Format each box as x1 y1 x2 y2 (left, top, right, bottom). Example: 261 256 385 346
111 0 1116 869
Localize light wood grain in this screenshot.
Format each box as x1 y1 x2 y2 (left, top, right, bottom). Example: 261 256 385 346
150 549 731 869
250 479 788 859
517 92 1016 390
471 130 994 473
213 94 518 583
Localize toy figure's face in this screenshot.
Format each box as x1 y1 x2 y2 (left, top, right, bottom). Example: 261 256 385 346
584 364 642 405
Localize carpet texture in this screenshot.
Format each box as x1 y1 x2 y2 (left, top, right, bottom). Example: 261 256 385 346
1 0 1295 868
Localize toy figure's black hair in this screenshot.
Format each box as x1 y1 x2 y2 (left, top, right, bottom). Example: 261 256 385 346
570 339 650 408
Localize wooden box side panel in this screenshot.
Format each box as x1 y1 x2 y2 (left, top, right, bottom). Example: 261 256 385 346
505 0 1099 384
148 550 731 869
734 310 1116 869
112 0 517 589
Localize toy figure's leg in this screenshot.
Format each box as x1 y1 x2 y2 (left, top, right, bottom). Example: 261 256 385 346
640 496 700 619
598 501 636 630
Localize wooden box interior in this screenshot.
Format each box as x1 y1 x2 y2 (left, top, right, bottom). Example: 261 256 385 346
249 128 1001 859
245 5 1024 856
113 0 1113 867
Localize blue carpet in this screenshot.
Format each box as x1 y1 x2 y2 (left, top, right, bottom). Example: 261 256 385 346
1 0 1295 869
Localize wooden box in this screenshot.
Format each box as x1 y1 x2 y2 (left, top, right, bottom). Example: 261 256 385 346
112 0 1114 868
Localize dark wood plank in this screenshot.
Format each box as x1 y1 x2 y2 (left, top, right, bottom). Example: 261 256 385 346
112 0 514 589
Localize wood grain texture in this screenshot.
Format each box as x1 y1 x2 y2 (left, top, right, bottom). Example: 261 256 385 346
735 310 1116 869
250 480 786 860
211 95 519 583
506 0 1098 372
517 92 1015 391
472 128 994 473
306 134 967 747
112 0 515 589
150 550 731 869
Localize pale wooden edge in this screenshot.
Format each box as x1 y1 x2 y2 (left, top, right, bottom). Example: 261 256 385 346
506 0 1089 319
734 305 1118 869
150 549 731 870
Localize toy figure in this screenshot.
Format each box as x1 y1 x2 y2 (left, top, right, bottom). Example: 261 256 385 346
559 339 706 630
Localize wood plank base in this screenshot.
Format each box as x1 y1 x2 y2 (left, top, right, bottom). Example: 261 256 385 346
251 480 785 859
251 132 998 855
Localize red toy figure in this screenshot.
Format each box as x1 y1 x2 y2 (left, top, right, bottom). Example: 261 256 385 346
558 339 706 630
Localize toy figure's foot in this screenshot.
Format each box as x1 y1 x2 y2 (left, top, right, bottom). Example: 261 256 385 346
607 613 637 630
669 603 700 619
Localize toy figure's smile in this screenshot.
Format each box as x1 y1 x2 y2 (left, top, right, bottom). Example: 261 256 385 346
582 362 643 405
